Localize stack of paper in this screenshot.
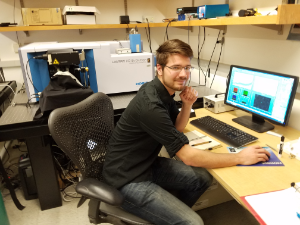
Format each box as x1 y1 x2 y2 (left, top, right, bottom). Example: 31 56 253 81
185 130 221 150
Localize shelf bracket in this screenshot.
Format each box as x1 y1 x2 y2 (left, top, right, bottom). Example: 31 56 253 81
252 25 283 35
79 29 83 35
24 31 29 37
175 26 193 32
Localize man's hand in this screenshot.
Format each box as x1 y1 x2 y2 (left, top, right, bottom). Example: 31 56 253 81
237 145 271 165
179 86 198 106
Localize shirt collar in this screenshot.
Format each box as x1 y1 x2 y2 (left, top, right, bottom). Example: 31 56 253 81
153 76 175 104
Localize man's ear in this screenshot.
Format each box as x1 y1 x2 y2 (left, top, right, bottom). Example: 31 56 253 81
157 64 163 76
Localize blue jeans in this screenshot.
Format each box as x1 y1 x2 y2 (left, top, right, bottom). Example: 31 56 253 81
119 157 213 225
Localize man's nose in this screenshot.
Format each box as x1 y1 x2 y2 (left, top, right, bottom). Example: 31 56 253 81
178 68 189 78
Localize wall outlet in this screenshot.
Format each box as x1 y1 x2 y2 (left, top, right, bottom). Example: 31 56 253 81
142 16 154 23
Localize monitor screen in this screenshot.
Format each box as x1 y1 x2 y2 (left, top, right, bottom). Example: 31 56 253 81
225 65 299 132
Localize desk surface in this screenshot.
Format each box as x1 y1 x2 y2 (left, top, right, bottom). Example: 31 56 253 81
185 108 300 208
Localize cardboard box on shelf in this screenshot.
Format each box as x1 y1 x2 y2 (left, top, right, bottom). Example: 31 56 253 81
22 8 63 26
62 6 100 25
192 178 233 211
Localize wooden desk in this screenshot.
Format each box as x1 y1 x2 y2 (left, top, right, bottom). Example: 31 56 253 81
185 108 300 209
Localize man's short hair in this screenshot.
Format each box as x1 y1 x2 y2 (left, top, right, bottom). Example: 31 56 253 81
156 39 193 72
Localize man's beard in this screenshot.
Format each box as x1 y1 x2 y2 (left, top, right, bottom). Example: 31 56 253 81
162 74 187 91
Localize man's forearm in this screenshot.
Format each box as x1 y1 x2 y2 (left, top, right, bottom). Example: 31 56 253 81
175 103 193 132
176 145 241 168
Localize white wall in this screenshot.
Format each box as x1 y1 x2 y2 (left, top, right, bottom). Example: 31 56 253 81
0 0 299 130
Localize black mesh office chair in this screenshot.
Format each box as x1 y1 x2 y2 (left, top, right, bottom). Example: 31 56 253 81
48 92 152 225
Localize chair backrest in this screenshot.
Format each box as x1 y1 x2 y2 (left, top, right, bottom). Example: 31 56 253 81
48 92 114 181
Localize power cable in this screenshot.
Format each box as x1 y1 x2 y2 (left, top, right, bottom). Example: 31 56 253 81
188 16 191 44
205 30 221 79
163 19 177 42
145 18 152 52
26 58 40 93
210 41 224 88
13 0 20 46
0 67 6 81
197 27 206 86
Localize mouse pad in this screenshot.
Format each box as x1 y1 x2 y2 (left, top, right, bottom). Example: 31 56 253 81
226 146 284 167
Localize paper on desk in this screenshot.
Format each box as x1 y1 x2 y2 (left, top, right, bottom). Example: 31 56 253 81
277 138 300 161
244 183 300 225
185 130 221 150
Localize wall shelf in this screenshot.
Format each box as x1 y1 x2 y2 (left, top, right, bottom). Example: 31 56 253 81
0 5 299 33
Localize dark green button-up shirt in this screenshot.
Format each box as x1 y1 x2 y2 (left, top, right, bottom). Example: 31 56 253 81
103 76 189 188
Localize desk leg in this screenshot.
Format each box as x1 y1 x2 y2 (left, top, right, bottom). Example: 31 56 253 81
26 135 62 210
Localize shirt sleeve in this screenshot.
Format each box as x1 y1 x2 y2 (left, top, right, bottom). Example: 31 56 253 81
139 103 189 158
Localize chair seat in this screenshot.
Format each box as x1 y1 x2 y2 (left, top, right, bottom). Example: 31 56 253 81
100 202 153 225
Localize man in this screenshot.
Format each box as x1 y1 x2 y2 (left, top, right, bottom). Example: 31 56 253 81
103 39 270 225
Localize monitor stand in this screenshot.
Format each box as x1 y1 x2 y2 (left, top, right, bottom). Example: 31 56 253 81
232 114 275 133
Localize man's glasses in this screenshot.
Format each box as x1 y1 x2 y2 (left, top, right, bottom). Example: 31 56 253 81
164 65 195 73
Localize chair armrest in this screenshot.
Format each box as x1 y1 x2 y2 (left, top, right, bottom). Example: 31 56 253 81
76 178 124 206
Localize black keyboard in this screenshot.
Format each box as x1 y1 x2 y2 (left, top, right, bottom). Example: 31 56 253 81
190 116 258 148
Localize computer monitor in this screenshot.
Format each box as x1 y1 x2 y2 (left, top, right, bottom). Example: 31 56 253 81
224 65 299 133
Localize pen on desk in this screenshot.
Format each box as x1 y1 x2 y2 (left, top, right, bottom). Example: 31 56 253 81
192 141 212 146
278 136 285 158
266 144 277 152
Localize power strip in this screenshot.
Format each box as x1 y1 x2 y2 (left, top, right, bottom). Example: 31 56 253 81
115 48 131 54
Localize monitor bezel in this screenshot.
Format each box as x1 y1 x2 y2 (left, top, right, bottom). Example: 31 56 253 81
224 65 299 126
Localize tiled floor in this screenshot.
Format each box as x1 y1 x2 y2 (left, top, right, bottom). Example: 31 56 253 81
3 187 103 225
